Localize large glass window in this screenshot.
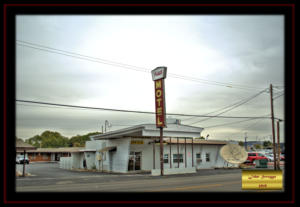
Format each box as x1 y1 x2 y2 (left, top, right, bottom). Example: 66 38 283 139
164 154 169 163
173 154 183 163
206 153 210 162
196 153 202 163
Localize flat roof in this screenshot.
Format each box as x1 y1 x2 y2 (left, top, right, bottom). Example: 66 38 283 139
22 147 84 153
16 140 37 150
164 138 227 145
91 123 204 140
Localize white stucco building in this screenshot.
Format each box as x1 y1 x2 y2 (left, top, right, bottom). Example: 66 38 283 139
60 123 235 174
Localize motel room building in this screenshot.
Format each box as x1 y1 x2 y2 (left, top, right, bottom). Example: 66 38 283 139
60 121 235 174
17 147 84 162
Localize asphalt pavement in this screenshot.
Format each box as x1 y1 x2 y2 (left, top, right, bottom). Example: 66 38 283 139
16 162 283 192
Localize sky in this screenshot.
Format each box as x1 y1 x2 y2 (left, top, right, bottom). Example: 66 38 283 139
16 15 285 142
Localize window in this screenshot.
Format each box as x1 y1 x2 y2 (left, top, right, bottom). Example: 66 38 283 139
206 153 210 162
42 153 49 159
164 154 169 163
196 153 202 163
173 154 183 163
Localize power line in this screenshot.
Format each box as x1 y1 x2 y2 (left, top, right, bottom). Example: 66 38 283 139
182 88 267 122
17 40 266 91
227 118 267 138
274 93 284 100
16 99 271 119
188 89 267 125
202 117 264 129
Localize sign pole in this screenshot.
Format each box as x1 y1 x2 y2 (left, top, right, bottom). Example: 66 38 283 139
160 127 164 176
151 66 167 176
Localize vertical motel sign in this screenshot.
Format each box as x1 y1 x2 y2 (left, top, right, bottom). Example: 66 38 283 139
151 66 167 176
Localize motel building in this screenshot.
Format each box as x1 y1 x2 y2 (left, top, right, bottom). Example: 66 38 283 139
17 147 83 162
60 119 237 175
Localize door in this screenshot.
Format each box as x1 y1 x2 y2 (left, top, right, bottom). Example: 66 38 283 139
128 151 142 171
134 152 141 170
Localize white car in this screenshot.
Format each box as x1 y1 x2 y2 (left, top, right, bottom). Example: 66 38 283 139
16 155 30 164
264 154 274 162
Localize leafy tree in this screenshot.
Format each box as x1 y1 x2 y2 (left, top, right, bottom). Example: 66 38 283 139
69 132 101 147
25 131 70 148
238 141 244 147
24 131 102 148
254 144 262 149
72 142 81 147
263 141 272 148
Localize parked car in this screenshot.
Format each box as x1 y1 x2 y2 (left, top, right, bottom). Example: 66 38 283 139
16 155 30 164
280 154 285 161
264 154 274 162
246 152 268 163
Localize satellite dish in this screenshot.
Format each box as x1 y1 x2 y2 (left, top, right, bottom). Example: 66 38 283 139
220 144 248 164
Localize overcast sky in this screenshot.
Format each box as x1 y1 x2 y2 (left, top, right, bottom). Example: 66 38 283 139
16 15 285 142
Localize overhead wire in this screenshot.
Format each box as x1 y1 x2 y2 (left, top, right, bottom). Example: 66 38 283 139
182 88 267 122
226 118 268 139
201 117 264 129
274 93 284 100
16 99 271 119
17 40 267 91
188 88 267 125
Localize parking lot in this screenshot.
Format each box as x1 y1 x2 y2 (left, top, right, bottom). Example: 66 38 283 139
16 162 285 192
16 162 247 192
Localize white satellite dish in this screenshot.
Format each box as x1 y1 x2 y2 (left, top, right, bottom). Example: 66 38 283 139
220 144 248 164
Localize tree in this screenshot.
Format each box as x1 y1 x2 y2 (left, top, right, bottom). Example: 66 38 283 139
254 144 262 149
69 132 101 147
263 141 272 148
24 131 102 148
238 141 244 147
25 131 70 148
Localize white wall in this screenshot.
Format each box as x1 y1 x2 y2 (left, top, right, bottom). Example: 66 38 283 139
85 152 96 169
140 143 228 170
60 157 72 169
62 139 233 172
108 138 130 173
129 139 153 171
85 138 131 173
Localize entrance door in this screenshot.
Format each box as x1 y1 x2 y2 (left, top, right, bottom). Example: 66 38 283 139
134 152 141 170
128 151 142 171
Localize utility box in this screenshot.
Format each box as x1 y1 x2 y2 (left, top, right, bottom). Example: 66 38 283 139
255 159 268 168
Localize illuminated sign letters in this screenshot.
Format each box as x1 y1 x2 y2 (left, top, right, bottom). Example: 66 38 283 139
151 67 167 128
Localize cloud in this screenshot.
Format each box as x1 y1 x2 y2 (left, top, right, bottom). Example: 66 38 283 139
16 15 284 141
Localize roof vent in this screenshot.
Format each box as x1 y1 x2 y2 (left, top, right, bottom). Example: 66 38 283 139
166 118 181 124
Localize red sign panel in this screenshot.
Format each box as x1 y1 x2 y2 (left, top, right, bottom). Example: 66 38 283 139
154 79 166 128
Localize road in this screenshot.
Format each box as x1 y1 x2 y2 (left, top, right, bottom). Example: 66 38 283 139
16 163 282 192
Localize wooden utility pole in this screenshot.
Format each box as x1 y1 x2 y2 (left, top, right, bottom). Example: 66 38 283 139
270 84 277 170
177 137 179 168
153 140 155 169
192 138 194 167
23 150 26 177
244 132 248 151
169 137 172 168
277 120 281 170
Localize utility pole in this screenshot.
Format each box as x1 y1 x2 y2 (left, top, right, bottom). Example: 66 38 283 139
244 132 248 151
277 120 282 170
270 84 277 170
